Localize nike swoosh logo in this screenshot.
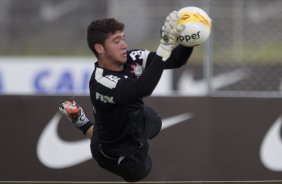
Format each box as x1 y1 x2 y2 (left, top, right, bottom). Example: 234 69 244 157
37 112 193 169
161 112 193 130
36 113 91 169
260 115 282 171
177 69 248 96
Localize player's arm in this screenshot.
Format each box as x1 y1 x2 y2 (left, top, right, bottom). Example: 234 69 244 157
114 11 182 102
85 125 94 138
115 55 165 101
164 45 193 69
145 45 193 69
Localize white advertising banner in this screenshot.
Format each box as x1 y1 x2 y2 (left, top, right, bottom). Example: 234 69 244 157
0 57 172 96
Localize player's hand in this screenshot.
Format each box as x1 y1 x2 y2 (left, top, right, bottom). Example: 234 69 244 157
59 100 89 127
156 11 185 61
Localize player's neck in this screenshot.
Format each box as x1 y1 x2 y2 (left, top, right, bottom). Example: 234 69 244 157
98 59 124 72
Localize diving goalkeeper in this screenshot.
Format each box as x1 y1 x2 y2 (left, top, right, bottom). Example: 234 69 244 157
59 11 194 182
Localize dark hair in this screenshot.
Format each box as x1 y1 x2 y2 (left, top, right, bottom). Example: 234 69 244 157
87 18 125 57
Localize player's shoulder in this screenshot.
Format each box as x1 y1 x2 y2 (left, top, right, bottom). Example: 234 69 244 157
127 49 152 62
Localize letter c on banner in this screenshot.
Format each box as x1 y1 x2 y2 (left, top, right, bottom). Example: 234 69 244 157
34 70 50 93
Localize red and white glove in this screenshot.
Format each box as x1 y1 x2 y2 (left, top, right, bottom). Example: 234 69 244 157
59 100 89 127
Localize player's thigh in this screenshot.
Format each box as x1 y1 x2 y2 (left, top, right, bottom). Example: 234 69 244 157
143 106 162 139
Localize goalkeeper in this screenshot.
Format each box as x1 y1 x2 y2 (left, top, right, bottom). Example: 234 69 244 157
59 11 194 182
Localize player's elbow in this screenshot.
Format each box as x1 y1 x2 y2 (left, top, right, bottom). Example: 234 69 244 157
139 87 154 97
144 91 153 97
175 59 188 68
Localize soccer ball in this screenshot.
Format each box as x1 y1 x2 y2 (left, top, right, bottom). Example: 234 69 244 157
177 6 212 47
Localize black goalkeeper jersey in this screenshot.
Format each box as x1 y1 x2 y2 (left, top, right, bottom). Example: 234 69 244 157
89 45 193 152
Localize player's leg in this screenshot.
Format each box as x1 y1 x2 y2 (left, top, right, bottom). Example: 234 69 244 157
117 150 152 182
90 135 151 182
143 105 162 139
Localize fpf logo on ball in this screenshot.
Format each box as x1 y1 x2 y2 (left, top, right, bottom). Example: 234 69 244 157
179 12 211 27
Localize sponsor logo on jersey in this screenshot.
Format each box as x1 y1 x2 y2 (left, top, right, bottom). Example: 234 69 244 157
96 92 114 104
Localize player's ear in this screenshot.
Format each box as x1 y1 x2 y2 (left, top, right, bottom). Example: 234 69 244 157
94 44 105 54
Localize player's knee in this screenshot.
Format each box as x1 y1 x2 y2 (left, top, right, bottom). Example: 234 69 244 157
144 106 162 139
119 154 152 182
122 165 151 182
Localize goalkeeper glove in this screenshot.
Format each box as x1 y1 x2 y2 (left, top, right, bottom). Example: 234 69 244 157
59 100 92 135
156 11 185 61
59 100 89 127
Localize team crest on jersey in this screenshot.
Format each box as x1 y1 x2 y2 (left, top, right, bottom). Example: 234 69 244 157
130 63 143 78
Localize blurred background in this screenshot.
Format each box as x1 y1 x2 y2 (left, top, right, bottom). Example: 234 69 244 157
0 0 281 97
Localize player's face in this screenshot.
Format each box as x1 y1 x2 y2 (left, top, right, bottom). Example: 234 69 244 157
103 31 128 66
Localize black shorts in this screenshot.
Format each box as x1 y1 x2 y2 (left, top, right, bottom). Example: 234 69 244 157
94 143 152 182
90 106 162 182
